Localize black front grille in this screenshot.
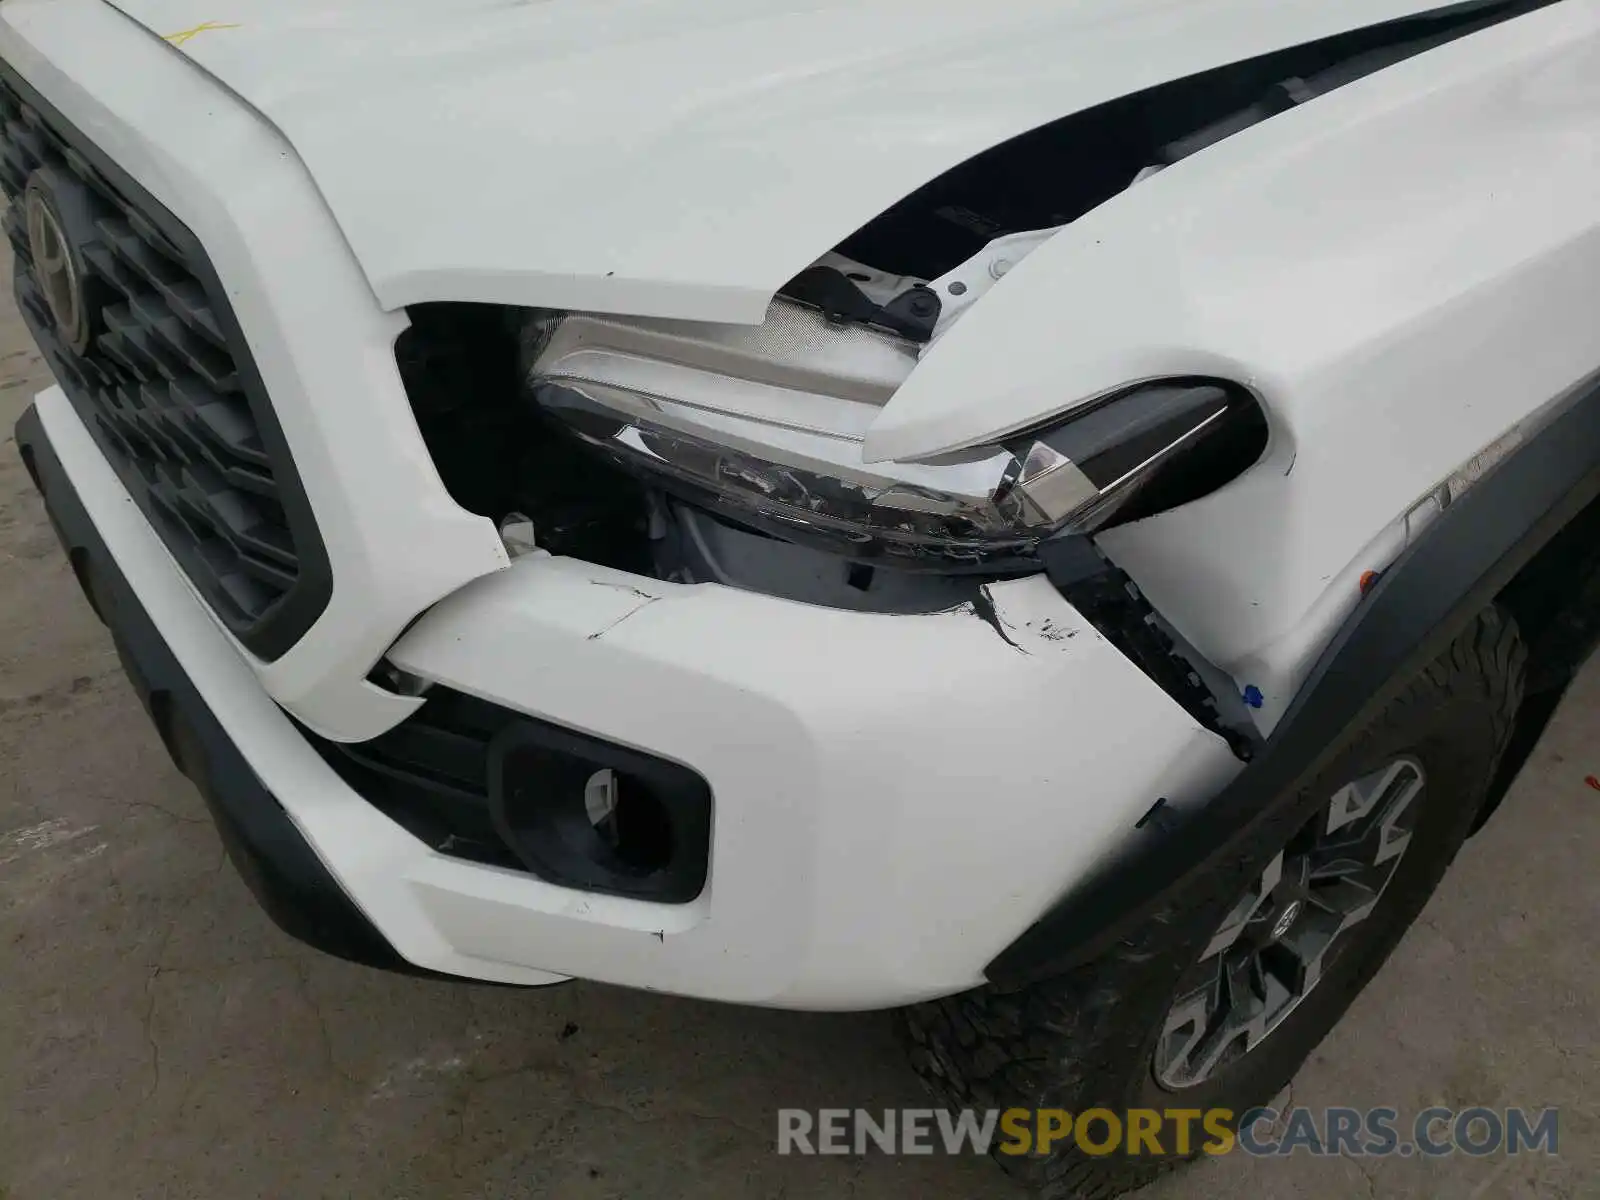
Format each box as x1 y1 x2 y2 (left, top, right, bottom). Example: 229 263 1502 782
0 65 329 659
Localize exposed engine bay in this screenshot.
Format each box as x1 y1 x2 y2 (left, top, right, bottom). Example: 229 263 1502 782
398 0 1545 617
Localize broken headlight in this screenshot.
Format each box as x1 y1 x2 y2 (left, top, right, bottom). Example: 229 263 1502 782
529 330 1264 568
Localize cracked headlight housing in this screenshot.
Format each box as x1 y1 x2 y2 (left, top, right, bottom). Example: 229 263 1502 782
527 315 1266 568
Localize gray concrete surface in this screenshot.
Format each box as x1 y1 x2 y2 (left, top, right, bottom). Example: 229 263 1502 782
1 274 1594 1200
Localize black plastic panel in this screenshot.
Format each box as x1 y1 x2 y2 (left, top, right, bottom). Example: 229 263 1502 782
14 403 429 977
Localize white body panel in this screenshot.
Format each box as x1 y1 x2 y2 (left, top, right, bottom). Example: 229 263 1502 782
101 0 1457 322
869 0 1600 724
37 385 1239 1006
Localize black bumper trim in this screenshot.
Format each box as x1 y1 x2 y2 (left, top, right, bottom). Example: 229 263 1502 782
988 369 1600 987
14 403 441 978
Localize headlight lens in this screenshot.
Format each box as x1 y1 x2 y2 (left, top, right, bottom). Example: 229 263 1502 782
531 345 1264 567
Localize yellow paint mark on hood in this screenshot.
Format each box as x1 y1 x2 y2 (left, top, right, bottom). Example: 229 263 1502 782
163 21 241 47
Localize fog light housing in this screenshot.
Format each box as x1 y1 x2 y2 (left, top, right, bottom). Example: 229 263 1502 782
488 721 712 903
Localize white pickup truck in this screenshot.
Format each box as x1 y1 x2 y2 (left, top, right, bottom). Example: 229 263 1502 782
7 1 1598 1194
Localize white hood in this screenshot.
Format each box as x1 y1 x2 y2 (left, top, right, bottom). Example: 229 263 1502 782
109 0 1455 322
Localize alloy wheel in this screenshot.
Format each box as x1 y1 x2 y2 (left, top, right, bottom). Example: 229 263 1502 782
1152 757 1425 1090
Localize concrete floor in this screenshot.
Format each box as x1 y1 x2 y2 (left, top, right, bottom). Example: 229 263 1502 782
1 280 1595 1200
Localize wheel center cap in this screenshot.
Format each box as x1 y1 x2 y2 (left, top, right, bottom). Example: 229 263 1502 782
1270 901 1302 942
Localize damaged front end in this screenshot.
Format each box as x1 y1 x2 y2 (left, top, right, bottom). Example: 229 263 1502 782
396 0 1540 742
401 296 1264 614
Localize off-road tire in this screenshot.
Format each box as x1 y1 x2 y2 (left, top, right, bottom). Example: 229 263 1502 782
903 607 1526 1199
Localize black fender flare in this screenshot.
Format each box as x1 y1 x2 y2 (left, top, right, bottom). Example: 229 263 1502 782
987 370 1600 988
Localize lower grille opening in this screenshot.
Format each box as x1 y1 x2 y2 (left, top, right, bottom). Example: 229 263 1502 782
308 686 711 904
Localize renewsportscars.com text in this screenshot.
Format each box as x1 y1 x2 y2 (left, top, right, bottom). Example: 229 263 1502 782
776 1106 1560 1159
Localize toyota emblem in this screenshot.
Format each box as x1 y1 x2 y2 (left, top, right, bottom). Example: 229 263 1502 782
23 175 91 354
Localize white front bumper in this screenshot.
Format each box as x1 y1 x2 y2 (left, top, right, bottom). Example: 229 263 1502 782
38 384 1238 1007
